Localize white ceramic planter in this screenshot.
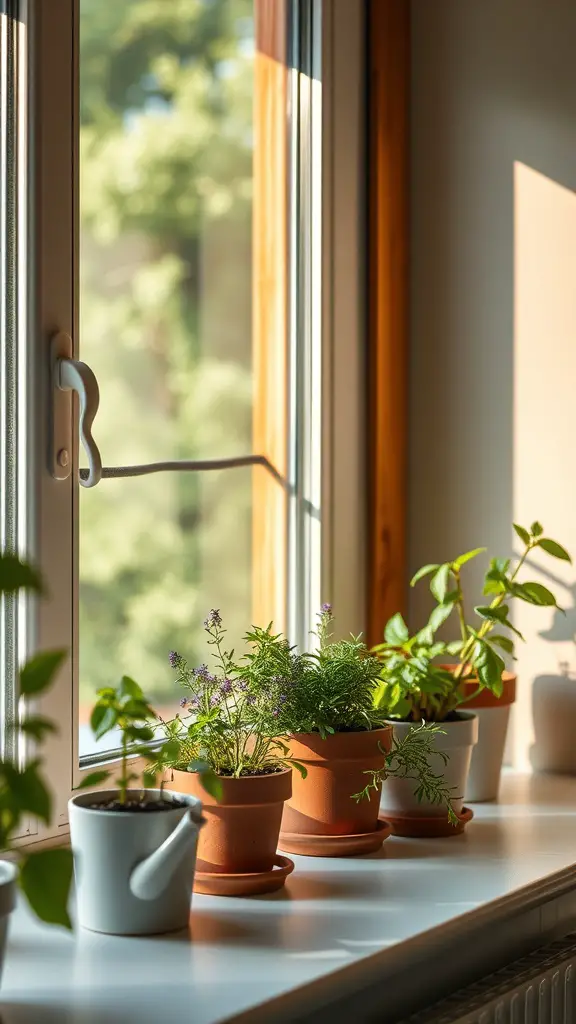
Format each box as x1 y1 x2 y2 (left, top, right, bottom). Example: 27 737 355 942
463 672 516 802
380 713 478 819
69 789 203 935
465 705 511 802
0 861 17 987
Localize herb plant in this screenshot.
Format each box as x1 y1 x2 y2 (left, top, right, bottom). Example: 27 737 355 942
374 522 571 722
158 610 305 781
0 552 74 928
76 676 188 801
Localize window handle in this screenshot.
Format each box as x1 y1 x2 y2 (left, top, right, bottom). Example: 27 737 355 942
57 356 103 488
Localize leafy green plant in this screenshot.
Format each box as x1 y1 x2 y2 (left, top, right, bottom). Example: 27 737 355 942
157 610 306 782
374 522 571 722
76 675 221 801
0 552 73 928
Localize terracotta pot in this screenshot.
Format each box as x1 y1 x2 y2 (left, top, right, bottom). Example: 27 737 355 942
462 671 516 802
380 713 478 825
280 727 393 838
167 768 292 875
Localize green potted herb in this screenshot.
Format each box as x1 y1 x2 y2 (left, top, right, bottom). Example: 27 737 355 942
375 522 569 832
251 605 456 856
160 610 302 897
69 677 205 935
0 553 74 984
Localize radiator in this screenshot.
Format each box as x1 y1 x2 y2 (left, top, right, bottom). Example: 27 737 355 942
400 934 576 1024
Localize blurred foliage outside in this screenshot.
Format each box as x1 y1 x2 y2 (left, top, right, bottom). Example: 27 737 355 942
79 0 256 733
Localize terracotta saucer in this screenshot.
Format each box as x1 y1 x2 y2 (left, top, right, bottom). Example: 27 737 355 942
278 818 393 857
193 855 294 897
382 806 474 839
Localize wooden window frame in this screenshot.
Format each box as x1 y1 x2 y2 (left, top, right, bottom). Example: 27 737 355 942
367 0 410 647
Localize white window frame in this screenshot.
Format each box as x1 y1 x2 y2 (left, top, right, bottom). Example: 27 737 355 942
7 0 366 846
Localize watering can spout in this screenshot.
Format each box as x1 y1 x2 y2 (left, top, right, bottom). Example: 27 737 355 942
129 805 204 901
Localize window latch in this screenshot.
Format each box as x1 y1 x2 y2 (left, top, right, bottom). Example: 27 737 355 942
50 331 285 489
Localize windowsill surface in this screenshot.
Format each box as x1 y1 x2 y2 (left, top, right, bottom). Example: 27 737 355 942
3 772 576 1024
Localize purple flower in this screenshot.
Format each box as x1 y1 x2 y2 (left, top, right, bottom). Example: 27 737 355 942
236 680 248 692
195 664 211 681
220 678 233 695
209 691 221 707
279 694 288 704
169 650 184 670
204 609 222 630
272 709 280 717
179 697 189 707
320 602 332 615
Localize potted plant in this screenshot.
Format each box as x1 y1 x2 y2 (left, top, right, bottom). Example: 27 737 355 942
255 605 456 856
375 522 569 833
160 610 300 897
69 677 205 935
0 553 75 983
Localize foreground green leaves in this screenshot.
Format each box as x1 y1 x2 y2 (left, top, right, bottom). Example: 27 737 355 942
0 552 73 930
20 849 74 929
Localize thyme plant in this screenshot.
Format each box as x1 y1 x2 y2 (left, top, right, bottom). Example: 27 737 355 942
158 610 305 780
374 522 571 722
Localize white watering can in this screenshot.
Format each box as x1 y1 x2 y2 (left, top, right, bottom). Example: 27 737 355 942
69 789 203 935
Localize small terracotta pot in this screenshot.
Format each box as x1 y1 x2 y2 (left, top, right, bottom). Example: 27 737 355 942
167 768 292 875
280 727 393 839
462 671 516 802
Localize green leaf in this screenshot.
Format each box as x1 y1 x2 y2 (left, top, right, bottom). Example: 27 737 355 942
430 564 450 604
0 554 43 595
513 523 531 545
490 634 515 655
446 640 464 655
19 650 67 697
123 725 155 743
474 644 505 692
142 768 158 787
19 848 73 929
4 762 51 824
384 612 409 646
90 704 118 740
475 604 508 623
187 763 223 802
16 716 58 741
161 738 181 762
531 522 544 537
538 538 571 562
513 581 559 607
284 759 307 779
73 769 111 791
452 548 486 569
410 564 439 587
119 676 144 700
428 601 455 633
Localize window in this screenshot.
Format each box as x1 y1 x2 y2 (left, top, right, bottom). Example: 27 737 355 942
3 0 366 841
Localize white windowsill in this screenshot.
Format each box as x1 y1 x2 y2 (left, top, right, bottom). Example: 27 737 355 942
3 772 576 1024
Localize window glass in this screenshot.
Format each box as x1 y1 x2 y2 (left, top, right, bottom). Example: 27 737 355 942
78 1 257 755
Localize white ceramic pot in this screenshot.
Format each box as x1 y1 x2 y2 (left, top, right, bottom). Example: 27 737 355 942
0 861 17 987
69 789 203 935
465 704 511 802
380 713 478 819
461 672 515 802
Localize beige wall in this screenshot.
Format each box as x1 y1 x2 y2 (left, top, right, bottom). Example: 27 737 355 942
410 0 576 768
